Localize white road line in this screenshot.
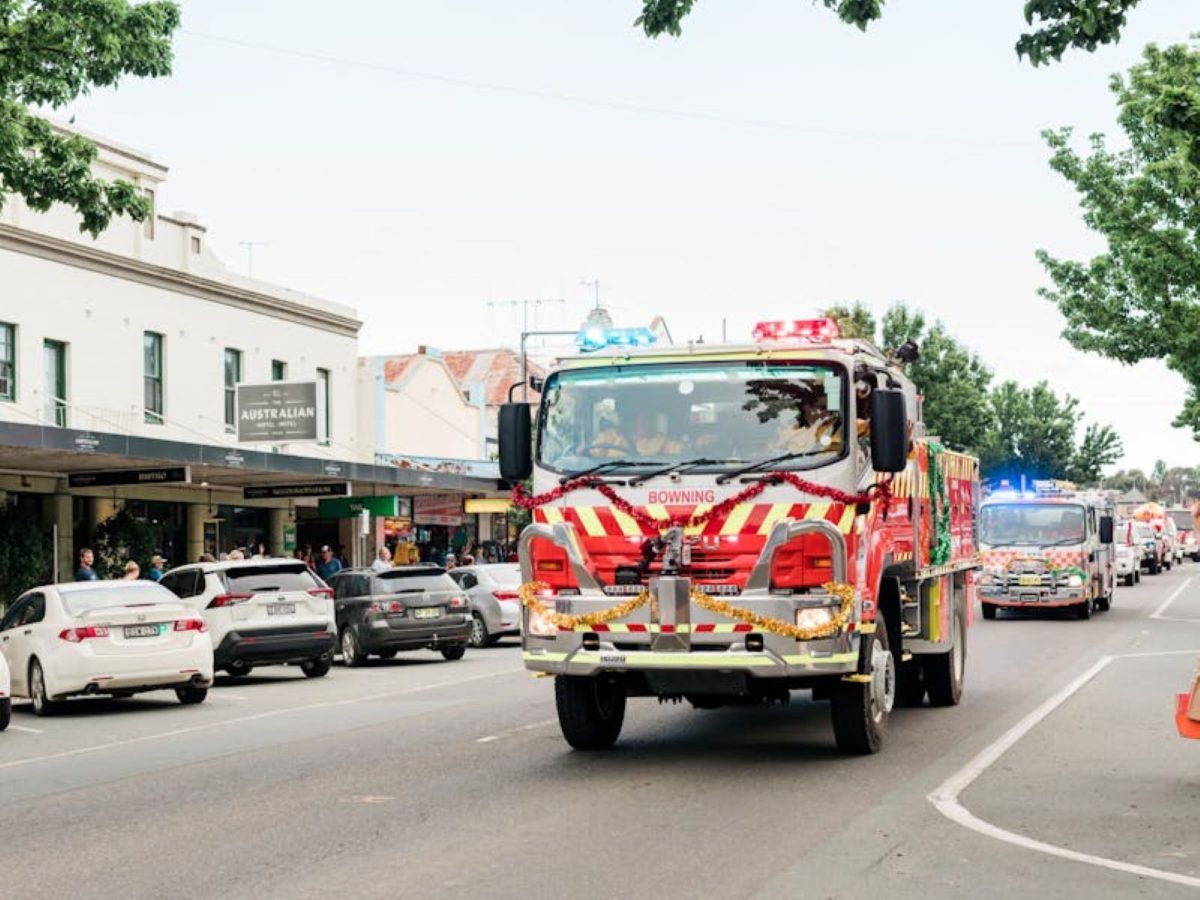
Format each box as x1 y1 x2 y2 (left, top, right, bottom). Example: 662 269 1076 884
929 650 1200 890
8 725 44 734
476 735 499 743
0 667 525 772
1150 577 1194 620
475 718 556 745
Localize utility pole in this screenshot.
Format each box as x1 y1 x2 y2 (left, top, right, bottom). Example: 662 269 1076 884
239 241 268 279
487 297 566 338
580 279 602 311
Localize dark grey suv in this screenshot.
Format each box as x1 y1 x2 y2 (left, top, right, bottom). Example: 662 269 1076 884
327 566 471 665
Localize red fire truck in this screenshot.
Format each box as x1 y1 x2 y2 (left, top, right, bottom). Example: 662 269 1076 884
499 318 981 753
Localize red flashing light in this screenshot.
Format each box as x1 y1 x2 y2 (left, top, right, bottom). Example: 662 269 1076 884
752 318 841 342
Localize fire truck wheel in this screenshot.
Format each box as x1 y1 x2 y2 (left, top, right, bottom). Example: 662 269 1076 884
896 661 925 707
981 603 997 620
1096 591 1112 612
1076 598 1093 620
555 675 626 750
830 618 893 754
923 610 965 707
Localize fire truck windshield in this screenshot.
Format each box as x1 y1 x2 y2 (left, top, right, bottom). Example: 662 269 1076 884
536 361 850 476
980 503 1086 547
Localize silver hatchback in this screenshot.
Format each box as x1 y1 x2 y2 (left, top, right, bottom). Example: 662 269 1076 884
449 564 522 648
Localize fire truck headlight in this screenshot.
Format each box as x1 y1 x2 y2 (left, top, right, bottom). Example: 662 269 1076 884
795 606 835 631
1066 574 1083 588
527 606 559 638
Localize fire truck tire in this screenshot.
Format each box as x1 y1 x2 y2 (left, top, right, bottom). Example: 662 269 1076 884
830 618 892 754
1149 558 1161 575
555 676 625 750
1096 591 1112 612
1076 598 1093 620
923 610 965 707
981 603 997 620
896 662 925 707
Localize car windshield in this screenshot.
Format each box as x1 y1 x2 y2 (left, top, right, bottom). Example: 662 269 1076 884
374 570 457 594
536 361 850 475
980 503 1086 546
1133 523 1156 540
59 583 175 616
224 564 319 594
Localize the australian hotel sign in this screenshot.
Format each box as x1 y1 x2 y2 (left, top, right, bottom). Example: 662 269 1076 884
237 382 318 443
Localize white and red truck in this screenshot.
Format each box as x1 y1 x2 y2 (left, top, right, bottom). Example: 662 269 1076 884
499 318 981 754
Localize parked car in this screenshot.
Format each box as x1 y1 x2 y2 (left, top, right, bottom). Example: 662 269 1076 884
158 558 336 678
1115 521 1143 587
449 563 522 648
326 565 471 665
1163 518 1180 568
0 581 213 715
0 651 9 731
1172 508 1200 562
1133 521 1164 574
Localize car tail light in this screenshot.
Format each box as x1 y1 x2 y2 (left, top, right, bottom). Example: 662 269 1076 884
174 618 207 633
208 593 252 608
449 595 466 608
493 590 519 601
307 587 334 599
366 602 382 614
59 625 110 642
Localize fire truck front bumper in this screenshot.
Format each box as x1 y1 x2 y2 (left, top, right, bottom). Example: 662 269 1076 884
977 582 1086 608
521 641 860 680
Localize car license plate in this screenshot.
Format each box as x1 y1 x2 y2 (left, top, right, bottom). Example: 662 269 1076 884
413 607 442 620
266 602 296 616
1018 574 1040 586
124 624 161 638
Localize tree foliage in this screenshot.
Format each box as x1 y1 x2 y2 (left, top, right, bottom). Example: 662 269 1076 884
0 496 53 605
92 506 156 579
1039 40 1200 439
0 0 180 235
819 301 876 340
635 0 1143 64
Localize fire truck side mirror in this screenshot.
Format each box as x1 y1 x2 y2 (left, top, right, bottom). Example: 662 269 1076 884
499 403 533 482
1099 516 1114 545
869 390 908 473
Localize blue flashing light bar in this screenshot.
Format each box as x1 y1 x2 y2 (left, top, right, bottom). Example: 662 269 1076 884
576 326 657 352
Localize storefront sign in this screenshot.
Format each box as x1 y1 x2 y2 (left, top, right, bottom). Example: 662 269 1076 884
317 495 400 518
282 523 297 552
243 482 350 500
68 466 191 489
414 494 464 526
237 382 318 443
464 498 512 514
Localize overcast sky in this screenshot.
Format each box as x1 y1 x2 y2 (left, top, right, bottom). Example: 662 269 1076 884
68 0 1197 473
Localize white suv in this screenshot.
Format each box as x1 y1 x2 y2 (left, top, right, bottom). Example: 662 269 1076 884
159 558 337 678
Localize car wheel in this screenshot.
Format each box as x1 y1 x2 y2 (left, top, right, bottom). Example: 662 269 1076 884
301 657 332 678
227 662 254 678
1076 598 1093 620
1135 569 1141 583
440 644 467 661
175 684 208 705
0 697 10 731
340 627 365 667
29 660 59 717
469 613 489 649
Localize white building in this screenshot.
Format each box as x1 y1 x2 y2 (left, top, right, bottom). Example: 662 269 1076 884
0 126 498 578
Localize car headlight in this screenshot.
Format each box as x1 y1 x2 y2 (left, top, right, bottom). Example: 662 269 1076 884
1067 574 1083 588
795 606 835 631
526 603 559 638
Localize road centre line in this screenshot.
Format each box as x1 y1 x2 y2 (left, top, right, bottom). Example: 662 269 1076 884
0 667 524 772
8 725 43 735
1150 577 1195 621
476 718 557 744
929 649 1200 890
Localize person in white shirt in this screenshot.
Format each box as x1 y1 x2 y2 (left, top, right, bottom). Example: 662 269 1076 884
371 546 393 573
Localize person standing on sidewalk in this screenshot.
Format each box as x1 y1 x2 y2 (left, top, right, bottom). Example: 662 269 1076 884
148 555 166 582
75 548 99 582
316 545 342 581
371 546 393 573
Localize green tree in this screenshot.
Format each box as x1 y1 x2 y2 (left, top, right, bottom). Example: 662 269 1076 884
879 303 993 456
92 506 156 579
0 0 180 235
635 0 1143 64
819 302 876 340
1066 422 1124 483
0 497 53 605
1038 40 1200 440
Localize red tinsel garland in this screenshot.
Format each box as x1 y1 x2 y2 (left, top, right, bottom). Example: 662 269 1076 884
511 471 892 533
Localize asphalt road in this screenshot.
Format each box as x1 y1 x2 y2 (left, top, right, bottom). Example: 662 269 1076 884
3 567 1200 899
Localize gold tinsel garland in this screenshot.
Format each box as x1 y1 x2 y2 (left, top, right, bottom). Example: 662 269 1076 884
518 580 856 640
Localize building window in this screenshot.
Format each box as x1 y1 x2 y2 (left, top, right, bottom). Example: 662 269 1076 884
224 348 242 432
0 322 14 401
144 331 164 424
316 367 330 445
190 235 201 254
271 360 287 382
143 188 155 240
43 340 66 427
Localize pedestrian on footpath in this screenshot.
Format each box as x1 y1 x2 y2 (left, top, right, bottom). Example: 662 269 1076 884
75 548 99 582
317 545 342 580
371 546 393 573
123 561 140 580
148 554 166 582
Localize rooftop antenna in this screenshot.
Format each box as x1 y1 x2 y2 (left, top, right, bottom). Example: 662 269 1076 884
239 241 268 279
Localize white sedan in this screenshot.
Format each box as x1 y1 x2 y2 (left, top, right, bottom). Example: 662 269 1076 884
0 580 214 715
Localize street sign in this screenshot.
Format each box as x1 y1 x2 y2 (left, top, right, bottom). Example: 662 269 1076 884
243 482 350 500
237 382 318 443
318 496 401 518
68 466 191 489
